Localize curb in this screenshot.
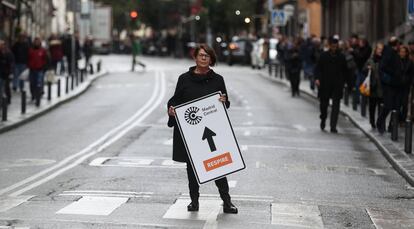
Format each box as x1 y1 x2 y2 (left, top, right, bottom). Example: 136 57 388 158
258 71 414 186
0 70 108 135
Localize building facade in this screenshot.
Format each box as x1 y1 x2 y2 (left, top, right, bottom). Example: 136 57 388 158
321 0 408 42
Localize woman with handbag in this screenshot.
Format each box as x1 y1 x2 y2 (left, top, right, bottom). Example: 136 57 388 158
363 43 384 129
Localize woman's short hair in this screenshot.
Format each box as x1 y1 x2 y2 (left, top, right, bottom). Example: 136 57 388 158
193 44 217 66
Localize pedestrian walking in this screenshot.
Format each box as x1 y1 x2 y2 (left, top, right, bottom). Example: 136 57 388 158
315 37 349 133
28 37 49 105
167 44 238 214
131 35 146 72
398 45 414 123
363 43 384 129
0 39 14 105
83 36 93 71
287 43 302 97
48 34 64 75
376 37 403 133
12 33 29 91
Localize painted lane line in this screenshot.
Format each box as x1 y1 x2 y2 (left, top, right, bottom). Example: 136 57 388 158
7 71 166 197
0 71 161 197
246 112 253 117
163 138 173 145
228 180 237 188
241 145 248 151
0 195 34 213
56 196 128 216
293 124 307 132
243 130 251 136
88 157 109 166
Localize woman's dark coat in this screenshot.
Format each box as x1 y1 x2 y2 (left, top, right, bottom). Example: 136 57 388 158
167 66 230 162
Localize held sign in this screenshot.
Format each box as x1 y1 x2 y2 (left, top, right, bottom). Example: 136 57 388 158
174 92 245 184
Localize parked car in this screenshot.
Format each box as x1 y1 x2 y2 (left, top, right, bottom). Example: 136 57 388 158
226 38 253 66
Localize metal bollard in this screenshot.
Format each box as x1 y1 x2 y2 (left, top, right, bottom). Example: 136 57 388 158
65 76 69 94
378 103 384 118
97 60 101 72
57 79 61 97
89 63 94 75
80 69 84 83
71 74 74 90
405 120 412 154
47 82 52 101
21 91 26 114
268 64 272 76
344 86 349 106
2 97 7 121
352 90 358 111
361 96 367 117
391 110 399 141
35 89 41 107
75 72 79 86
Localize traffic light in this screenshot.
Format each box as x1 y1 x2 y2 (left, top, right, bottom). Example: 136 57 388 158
130 10 138 20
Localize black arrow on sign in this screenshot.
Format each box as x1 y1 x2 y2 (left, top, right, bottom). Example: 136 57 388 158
202 127 217 152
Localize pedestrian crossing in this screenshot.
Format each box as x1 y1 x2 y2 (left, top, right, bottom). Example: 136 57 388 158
89 157 186 169
1 191 414 228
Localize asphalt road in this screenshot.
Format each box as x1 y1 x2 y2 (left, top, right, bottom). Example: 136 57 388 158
0 55 413 229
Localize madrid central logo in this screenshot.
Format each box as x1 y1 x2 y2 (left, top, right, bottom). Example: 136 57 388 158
184 106 202 125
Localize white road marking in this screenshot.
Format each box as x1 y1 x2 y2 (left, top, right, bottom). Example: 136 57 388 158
242 100 249 104
293 124 307 132
245 144 359 153
119 159 153 166
228 180 237 188
271 203 323 228
367 207 414 229
59 190 153 198
242 121 253 126
56 196 128 216
89 157 110 166
243 131 251 136
241 145 248 151
247 112 253 117
0 195 34 213
163 138 173 145
3 70 166 197
163 198 222 221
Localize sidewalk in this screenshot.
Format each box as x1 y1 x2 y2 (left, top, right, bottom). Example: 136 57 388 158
258 69 414 186
0 68 108 134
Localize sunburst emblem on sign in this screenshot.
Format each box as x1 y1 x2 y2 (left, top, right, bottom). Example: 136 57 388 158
184 106 203 125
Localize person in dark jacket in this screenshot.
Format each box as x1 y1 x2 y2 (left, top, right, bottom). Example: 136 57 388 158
0 40 15 105
12 33 29 91
398 45 414 123
48 34 64 75
363 43 384 129
288 44 302 97
167 44 237 214
83 36 93 71
376 37 403 133
314 37 349 133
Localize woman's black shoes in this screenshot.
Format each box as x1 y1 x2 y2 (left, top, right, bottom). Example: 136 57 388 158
187 202 199 212
187 201 238 214
223 202 238 214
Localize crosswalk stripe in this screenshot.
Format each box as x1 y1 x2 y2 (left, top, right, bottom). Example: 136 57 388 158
271 203 323 228
163 198 222 221
367 207 414 229
56 196 128 216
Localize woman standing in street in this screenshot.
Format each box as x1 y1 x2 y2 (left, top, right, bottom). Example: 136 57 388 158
364 43 384 129
167 44 238 214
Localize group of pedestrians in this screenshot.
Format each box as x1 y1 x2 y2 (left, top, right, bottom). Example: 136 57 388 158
0 32 94 108
277 33 414 134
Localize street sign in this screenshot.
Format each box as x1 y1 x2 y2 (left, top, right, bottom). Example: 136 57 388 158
271 10 286 26
174 92 245 184
409 0 414 14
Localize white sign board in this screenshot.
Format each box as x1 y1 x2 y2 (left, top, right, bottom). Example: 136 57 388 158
174 92 245 184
